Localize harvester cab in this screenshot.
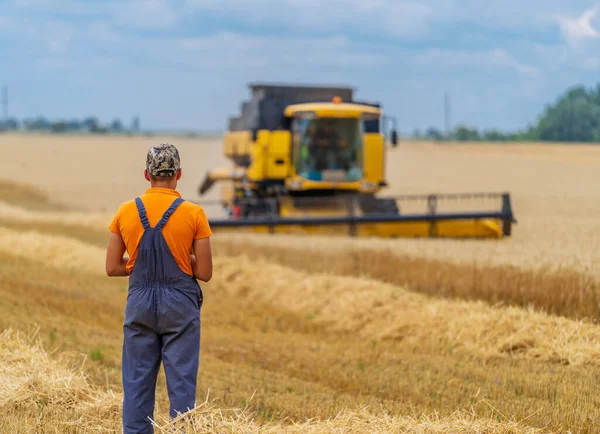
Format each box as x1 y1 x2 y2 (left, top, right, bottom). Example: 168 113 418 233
197 83 516 239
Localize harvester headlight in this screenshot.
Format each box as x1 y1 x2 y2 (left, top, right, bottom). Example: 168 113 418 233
289 180 303 190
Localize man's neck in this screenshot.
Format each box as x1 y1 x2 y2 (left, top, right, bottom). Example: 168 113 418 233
150 182 177 190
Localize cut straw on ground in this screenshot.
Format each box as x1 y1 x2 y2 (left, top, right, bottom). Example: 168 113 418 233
211 255 600 367
0 227 106 275
0 200 111 231
3 226 600 367
3 200 600 322
212 234 600 322
0 329 546 434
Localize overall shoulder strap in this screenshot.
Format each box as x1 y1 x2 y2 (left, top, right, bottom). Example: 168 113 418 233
134 197 150 230
155 198 185 231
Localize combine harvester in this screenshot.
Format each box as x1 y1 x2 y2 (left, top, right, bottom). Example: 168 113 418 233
197 83 516 239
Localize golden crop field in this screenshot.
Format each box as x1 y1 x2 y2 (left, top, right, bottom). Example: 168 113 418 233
1 133 600 433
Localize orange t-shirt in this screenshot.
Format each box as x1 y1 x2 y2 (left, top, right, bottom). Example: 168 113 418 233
108 188 212 276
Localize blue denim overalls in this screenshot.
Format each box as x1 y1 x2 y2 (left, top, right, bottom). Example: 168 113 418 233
122 197 203 433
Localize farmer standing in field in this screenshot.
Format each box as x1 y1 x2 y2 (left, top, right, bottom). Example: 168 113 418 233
105 143 213 433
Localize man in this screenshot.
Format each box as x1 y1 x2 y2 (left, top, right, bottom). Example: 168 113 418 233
310 119 340 171
312 119 339 148
105 143 213 433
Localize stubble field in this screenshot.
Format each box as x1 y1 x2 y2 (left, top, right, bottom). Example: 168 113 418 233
1 133 600 433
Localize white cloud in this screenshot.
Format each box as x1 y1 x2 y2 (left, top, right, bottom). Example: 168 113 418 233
184 0 596 41
412 48 539 77
488 48 539 77
187 0 434 38
179 32 384 68
533 37 600 72
535 14 600 72
554 4 599 48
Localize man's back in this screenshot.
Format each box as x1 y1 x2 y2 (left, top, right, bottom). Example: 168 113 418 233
109 187 212 276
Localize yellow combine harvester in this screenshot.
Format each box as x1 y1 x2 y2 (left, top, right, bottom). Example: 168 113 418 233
197 83 516 239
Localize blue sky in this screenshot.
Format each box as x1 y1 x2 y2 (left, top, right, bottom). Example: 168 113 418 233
1 0 600 133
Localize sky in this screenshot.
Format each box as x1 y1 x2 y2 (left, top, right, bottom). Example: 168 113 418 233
1 0 600 133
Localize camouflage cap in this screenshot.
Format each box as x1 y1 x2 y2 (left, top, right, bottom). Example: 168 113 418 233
146 143 180 177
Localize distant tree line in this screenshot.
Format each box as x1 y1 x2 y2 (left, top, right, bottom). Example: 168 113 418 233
414 84 600 143
413 126 526 142
0 116 141 134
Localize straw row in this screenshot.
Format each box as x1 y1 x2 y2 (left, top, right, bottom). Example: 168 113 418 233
0 329 544 433
2 226 600 366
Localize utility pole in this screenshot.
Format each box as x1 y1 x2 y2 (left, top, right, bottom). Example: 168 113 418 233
1 85 7 123
444 91 451 138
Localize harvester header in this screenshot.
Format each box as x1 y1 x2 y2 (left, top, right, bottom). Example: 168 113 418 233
196 83 516 239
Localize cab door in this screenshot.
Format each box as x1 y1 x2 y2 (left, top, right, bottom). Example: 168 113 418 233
362 114 384 186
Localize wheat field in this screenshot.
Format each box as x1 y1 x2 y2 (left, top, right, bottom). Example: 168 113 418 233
1 133 600 433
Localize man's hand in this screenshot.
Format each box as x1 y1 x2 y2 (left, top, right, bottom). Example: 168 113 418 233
105 232 129 277
191 237 212 282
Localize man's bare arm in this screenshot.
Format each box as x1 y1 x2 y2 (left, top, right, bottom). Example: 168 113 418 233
191 237 212 282
105 232 129 277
